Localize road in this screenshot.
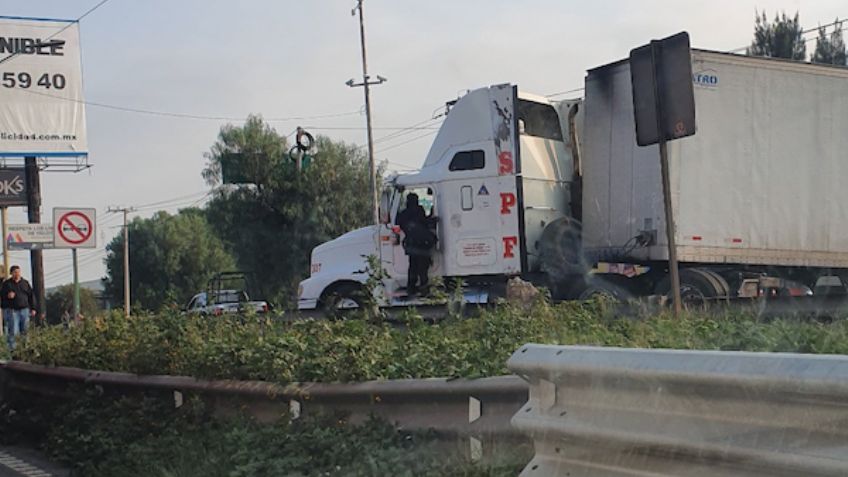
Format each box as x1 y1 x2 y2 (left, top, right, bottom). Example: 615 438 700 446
0 447 68 477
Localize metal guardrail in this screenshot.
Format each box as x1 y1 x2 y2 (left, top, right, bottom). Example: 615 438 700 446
508 345 848 476
0 361 528 459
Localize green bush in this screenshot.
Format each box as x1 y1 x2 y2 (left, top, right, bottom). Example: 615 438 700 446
14 302 848 384
2 389 527 476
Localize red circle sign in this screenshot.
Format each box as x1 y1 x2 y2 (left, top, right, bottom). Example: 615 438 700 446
57 211 93 245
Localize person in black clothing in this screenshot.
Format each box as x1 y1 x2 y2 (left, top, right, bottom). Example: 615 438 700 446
396 193 437 295
1 265 36 351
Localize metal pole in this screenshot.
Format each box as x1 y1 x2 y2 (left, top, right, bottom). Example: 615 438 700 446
1 207 7 279
355 0 379 225
72 248 80 318
1 206 5 335
650 41 682 316
122 209 130 317
24 157 45 323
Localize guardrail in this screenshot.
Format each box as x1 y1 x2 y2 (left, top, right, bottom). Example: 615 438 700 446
0 361 529 460
508 345 848 476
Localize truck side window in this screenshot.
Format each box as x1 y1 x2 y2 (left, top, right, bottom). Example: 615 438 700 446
518 100 563 140
449 150 485 171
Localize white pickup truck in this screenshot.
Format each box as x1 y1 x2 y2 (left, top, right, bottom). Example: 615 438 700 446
185 289 269 316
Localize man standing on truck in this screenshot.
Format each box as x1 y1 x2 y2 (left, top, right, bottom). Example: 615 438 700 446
397 193 437 296
1 265 36 351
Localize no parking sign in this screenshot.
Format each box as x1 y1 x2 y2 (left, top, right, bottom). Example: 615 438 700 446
53 208 96 249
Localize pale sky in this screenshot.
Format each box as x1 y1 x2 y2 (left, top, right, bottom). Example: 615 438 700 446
0 0 844 288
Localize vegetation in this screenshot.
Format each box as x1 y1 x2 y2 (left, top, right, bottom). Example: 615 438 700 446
45 284 99 324
15 302 848 384
0 389 525 476
812 19 847 65
103 209 236 311
747 11 807 60
202 116 373 306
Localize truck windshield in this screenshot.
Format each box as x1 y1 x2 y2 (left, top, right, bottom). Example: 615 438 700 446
518 99 563 141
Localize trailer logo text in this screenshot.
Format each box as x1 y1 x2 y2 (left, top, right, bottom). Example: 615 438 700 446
693 69 719 88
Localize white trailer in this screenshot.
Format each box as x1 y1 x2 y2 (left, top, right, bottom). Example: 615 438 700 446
583 50 848 269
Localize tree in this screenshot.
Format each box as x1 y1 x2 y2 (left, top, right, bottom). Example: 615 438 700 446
812 20 847 65
103 209 236 311
203 115 372 305
46 285 98 323
747 11 807 60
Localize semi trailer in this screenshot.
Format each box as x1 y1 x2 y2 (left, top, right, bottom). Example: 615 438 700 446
298 49 848 310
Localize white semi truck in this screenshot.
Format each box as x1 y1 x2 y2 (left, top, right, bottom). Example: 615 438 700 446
298 49 848 311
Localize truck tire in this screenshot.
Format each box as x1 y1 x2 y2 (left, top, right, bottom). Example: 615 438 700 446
319 282 367 316
577 276 632 302
538 217 586 299
655 268 723 309
699 269 730 299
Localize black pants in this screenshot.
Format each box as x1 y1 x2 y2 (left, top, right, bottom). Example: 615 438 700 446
407 255 431 293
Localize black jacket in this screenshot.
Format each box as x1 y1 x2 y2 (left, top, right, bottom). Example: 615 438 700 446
396 205 437 256
0 278 36 311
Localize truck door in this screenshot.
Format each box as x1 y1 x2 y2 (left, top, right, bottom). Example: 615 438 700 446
379 186 439 294
438 147 505 276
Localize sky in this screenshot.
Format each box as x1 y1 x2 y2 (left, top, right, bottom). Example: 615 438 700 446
0 0 844 288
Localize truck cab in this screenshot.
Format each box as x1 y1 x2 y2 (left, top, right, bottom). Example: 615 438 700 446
298 84 581 310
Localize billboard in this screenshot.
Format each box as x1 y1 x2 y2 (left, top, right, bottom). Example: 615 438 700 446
0 168 26 206
0 16 88 157
6 223 53 250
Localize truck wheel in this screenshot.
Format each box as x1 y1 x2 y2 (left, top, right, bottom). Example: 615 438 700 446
655 268 722 309
698 269 730 299
577 276 632 302
319 282 367 316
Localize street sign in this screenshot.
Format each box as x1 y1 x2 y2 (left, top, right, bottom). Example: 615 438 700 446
6 223 53 250
0 169 27 206
0 16 88 157
53 208 96 249
629 32 696 146
628 31 697 317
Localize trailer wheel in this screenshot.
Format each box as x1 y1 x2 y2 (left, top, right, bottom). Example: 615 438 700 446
699 269 730 299
655 268 722 309
319 282 367 317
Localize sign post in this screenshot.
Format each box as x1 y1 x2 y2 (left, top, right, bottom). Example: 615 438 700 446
52 208 96 319
629 32 697 316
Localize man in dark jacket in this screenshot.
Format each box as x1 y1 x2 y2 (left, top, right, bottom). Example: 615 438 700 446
396 193 437 295
1 265 36 351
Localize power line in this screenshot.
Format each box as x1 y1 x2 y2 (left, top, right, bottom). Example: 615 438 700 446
15 88 363 122
729 16 845 53
304 126 439 131
375 130 438 154
545 87 584 98
129 190 209 210
0 0 113 66
372 117 444 146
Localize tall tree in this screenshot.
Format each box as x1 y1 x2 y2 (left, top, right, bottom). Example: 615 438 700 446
812 20 847 65
103 208 236 311
203 115 372 305
747 11 807 60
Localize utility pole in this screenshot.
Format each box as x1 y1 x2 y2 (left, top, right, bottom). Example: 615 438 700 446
1 207 7 279
347 0 387 225
108 206 134 316
24 157 45 323
0 206 6 335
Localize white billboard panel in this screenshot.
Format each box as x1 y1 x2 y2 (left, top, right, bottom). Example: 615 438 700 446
0 16 87 157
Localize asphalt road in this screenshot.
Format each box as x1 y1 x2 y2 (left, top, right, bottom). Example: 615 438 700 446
0 447 68 477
